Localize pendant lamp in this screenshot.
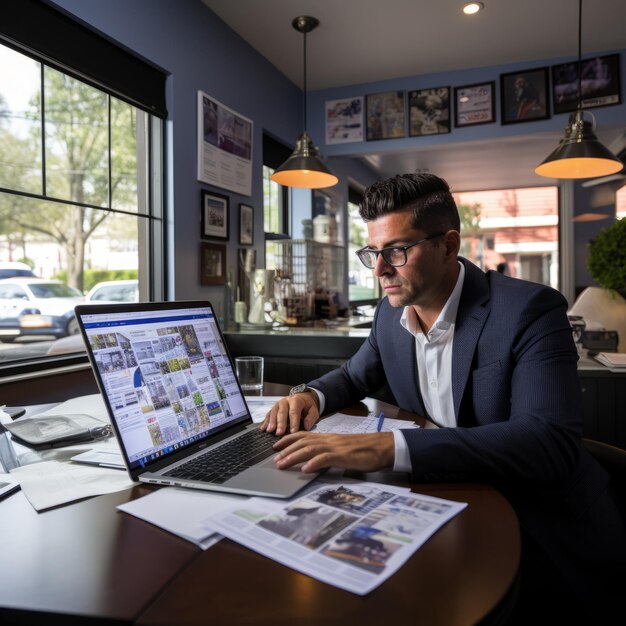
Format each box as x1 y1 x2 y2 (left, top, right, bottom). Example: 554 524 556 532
270 16 338 189
535 0 622 179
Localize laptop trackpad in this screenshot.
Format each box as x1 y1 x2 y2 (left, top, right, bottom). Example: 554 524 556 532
225 462 316 493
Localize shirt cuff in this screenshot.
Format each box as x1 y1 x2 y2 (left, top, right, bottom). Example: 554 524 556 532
311 388 325 415
392 429 412 473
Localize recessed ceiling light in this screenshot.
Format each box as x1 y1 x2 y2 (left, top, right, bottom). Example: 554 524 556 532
463 2 484 15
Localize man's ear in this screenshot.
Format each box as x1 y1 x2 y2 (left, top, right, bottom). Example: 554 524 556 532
444 230 461 258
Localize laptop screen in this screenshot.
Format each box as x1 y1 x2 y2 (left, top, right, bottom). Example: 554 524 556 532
76 302 249 471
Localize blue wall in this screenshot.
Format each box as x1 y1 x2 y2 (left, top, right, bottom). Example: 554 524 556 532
48 0 626 307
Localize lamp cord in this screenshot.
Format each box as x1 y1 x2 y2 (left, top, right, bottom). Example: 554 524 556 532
302 29 308 132
577 0 582 112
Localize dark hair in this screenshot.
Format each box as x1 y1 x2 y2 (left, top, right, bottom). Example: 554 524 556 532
359 173 461 233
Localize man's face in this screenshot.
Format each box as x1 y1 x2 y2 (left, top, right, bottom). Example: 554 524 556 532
366 209 453 309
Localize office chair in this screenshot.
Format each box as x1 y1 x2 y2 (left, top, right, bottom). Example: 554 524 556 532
582 438 626 515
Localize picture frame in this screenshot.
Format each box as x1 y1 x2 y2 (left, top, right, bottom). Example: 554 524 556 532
239 203 254 245
551 54 621 115
454 82 496 127
409 87 451 136
366 90 406 140
200 242 226 286
500 67 550 125
201 190 229 240
325 96 364 144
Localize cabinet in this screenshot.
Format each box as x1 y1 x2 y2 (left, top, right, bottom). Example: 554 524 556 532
578 364 626 448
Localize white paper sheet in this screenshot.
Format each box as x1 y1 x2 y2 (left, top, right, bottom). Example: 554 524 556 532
313 412 420 434
117 486 247 549
10 460 135 511
244 396 284 423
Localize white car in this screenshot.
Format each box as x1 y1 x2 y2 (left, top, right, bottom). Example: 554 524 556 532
0 278 84 342
0 262 38 279
84 279 139 303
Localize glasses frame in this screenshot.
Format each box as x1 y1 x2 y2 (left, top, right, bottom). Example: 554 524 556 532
356 232 445 269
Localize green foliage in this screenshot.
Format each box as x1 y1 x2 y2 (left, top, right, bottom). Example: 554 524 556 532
52 269 138 293
587 218 626 292
458 202 482 234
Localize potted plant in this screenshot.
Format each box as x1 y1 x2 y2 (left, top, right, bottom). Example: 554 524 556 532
569 218 626 352
587 217 626 297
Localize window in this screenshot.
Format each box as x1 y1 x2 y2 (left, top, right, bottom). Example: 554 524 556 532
452 186 559 288
348 186 379 303
0 39 163 363
262 134 290 238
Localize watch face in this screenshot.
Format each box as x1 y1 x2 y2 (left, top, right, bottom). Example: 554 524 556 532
290 384 306 395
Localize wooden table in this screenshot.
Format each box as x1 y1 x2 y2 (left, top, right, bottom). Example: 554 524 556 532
0 384 520 626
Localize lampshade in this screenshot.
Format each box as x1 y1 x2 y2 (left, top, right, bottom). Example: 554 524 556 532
535 0 623 180
270 130 338 188
270 16 338 189
535 110 624 179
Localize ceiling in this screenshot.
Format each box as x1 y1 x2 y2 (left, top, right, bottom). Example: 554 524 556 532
202 0 626 191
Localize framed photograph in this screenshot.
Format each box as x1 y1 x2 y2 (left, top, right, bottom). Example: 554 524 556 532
239 203 253 245
454 82 496 127
200 242 226 286
409 87 451 136
500 67 550 124
551 54 621 115
366 90 406 140
201 190 229 240
325 96 364 144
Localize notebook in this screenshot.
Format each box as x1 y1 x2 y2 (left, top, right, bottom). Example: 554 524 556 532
74 300 319 498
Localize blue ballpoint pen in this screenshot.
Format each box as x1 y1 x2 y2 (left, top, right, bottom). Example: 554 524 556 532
376 411 385 432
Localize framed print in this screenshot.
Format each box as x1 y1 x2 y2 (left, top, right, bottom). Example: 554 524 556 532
454 82 496 127
552 54 621 115
325 96 364 144
409 86 451 136
366 90 406 140
500 67 550 124
201 190 229 240
200 242 226 286
239 203 253 245
197 91 253 196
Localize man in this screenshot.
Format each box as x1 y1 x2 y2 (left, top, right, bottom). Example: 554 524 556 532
262 173 625 624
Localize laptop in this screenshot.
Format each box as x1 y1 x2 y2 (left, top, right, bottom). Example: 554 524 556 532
74 300 319 498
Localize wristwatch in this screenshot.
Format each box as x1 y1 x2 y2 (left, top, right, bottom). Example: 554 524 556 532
289 383 316 396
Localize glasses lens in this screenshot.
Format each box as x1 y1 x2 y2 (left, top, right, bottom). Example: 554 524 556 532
357 249 376 268
382 248 407 267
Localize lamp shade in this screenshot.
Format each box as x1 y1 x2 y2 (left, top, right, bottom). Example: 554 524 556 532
535 111 623 179
270 131 339 189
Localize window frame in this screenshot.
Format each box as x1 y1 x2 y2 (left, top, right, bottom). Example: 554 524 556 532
0 20 165 374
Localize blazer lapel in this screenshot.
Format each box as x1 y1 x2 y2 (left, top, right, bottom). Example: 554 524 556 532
391 307 427 416
452 259 491 420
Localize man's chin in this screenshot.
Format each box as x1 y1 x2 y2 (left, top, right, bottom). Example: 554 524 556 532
385 293 409 308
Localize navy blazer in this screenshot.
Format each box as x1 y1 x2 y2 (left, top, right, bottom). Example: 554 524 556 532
311 258 625 616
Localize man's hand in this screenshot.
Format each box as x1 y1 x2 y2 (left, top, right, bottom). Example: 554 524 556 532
272 432 395 474
260 393 320 436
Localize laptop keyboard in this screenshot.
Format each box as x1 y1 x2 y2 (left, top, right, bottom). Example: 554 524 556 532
164 429 279 484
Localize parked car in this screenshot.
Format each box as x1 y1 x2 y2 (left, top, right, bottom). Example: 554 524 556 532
0 278 84 342
84 279 139 303
0 262 38 279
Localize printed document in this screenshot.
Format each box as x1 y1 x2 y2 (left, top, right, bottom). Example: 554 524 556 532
313 412 419 434
202 478 467 595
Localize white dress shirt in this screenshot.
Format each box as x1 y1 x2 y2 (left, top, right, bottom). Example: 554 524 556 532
392 261 465 471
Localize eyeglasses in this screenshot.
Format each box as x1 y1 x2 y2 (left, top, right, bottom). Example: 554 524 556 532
355 232 445 269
